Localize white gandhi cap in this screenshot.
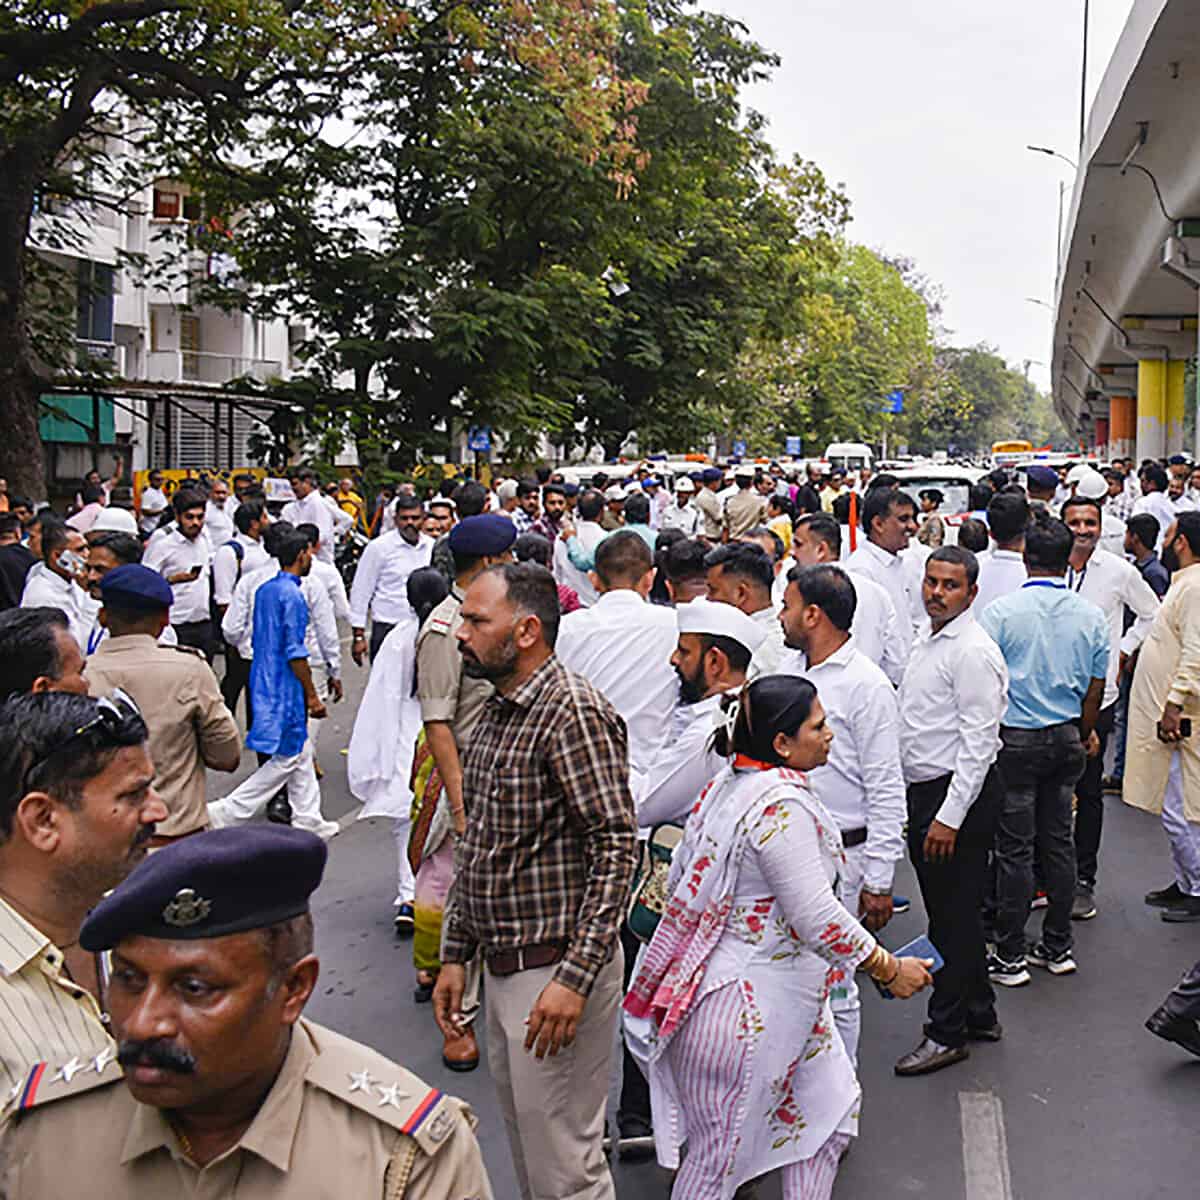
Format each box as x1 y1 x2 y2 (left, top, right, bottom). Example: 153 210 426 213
676 598 768 654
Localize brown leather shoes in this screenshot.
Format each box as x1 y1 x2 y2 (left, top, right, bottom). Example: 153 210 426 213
442 1024 480 1072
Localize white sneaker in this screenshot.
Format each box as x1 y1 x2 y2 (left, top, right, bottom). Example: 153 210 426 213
295 818 340 841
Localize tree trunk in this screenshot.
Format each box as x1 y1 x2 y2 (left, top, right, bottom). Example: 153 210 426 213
0 158 48 499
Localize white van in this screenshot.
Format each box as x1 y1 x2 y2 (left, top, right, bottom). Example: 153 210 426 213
823 442 874 473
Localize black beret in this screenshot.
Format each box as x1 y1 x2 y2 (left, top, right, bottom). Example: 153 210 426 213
99 564 174 611
448 513 517 556
79 826 327 951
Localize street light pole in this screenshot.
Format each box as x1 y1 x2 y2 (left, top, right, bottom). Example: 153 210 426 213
1080 0 1090 155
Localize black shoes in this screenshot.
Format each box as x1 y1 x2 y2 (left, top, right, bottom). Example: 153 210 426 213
894 1037 969 1076
266 790 292 825
393 903 415 936
1145 882 1185 908
1160 895 1200 923
966 1022 1004 1043
1145 1006 1200 1058
1071 885 1097 921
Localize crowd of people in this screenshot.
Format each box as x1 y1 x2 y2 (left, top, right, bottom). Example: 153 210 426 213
0 447 1198 1199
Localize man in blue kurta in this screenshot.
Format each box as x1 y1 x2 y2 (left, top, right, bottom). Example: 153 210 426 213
208 528 339 839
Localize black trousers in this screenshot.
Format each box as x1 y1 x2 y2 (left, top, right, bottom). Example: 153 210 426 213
1163 958 1200 1022
173 618 216 664
907 770 1000 1048
618 920 651 1125
369 621 395 663
221 645 253 728
1073 703 1116 887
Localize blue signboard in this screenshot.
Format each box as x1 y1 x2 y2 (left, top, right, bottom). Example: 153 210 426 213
784 435 802 457
883 390 905 414
467 426 491 453
732 439 748 457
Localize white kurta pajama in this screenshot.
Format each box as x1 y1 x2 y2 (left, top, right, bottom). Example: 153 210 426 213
627 762 875 1200
1124 563 1200 888
346 614 424 904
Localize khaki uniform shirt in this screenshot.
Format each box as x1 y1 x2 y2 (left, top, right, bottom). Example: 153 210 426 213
694 486 723 539
0 1018 491 1200
415 590 492 744
722 488 766 540
0 898 112 1098
86 635 241 836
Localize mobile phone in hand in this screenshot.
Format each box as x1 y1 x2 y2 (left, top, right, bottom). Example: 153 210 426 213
1182 718 1193 739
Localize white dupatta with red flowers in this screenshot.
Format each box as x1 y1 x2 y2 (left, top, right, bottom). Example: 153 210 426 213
624 759 845 1046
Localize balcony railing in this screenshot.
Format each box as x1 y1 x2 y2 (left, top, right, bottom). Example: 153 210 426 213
145 349 281 386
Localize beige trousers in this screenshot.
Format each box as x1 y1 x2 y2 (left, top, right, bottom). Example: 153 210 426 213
485 948 623 1200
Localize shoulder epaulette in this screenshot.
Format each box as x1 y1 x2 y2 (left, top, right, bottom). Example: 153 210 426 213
171 644 206 658
3 1048 122 1120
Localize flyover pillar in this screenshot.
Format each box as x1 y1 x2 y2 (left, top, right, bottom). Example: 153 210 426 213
1110 394 1136 460
1136 359 1186 462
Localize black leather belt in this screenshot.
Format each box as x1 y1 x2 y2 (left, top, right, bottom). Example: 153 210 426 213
486 941 568 978
841 826 868 848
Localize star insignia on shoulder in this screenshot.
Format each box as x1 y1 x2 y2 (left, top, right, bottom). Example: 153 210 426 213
376 1082 402 1109
348 1069 374 1093
54 1057 83 1084
93 1046 116 1073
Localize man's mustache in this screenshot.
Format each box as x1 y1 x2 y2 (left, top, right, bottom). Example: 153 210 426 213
132 824 156 849
118 1038 197 1074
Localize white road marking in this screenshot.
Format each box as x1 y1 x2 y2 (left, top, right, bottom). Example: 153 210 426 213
960 1091 1014 1200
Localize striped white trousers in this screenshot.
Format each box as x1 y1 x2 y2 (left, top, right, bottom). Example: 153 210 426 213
666 983 850 1200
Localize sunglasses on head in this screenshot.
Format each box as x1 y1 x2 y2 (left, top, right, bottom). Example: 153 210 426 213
22 689 143 796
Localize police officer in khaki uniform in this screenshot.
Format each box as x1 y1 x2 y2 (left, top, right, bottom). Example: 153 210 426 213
0 826 492 1199
722 467 768 542
85 565 241 843
414 515 515 1071
694 467 725 540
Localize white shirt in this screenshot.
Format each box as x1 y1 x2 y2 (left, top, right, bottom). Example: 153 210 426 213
302 571 341 678
555 589 679 777
659 501 700 536
1099 512 1126 559
20 566 92 651
204 501 234 549
846 540 916 674
975 548 1027 613
211 533 272 607
1065 546 1160 709
554 520 606 607
139 487 168 535
281 493 337 563
747 604 786 679
781 638 906 891
635 692 726 828
846 571 906 686
347 531 433 628
221 564 275 660
142 528 213 624
322 492 355 538
898 610 1008 830
309 558 351 624
1133 491 1178 553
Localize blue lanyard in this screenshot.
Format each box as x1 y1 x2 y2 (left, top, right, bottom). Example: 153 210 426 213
86 625 105 655
1021 579 1065 590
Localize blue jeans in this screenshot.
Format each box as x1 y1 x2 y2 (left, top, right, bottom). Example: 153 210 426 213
993 723 1087 961
1110 669 1132 783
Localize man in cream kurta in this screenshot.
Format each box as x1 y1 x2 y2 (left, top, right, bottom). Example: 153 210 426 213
1124 516 1200 921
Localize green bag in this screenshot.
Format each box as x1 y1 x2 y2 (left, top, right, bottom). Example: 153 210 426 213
627 823 684 943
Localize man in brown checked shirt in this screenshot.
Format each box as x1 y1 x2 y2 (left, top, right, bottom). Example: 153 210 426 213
433 563 638 1200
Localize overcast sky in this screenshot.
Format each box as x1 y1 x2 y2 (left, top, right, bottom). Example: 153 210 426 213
714 1 1135 389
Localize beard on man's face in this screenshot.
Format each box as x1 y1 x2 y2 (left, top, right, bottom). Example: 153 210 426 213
1163 541 1180 573
459 636 518 681
675 662 706 705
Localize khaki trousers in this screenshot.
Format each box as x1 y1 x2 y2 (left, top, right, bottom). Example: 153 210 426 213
485 948 623 1200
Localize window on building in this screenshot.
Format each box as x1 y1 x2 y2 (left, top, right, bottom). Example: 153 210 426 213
152 187 181 219
76 261 115 343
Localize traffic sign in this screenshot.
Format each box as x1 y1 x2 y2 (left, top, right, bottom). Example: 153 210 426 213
467 426 491 453
883 391 904 414
785 435 802 456
732 439 748 457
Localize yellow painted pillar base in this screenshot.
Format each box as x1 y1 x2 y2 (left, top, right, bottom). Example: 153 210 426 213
1137 359 1185 462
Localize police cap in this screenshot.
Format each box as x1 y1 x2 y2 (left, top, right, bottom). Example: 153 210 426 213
79 826 327 951
447 513 517 557
99 563 174 612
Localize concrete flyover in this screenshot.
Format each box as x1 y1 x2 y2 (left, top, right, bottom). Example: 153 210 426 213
1053 0 1200 463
